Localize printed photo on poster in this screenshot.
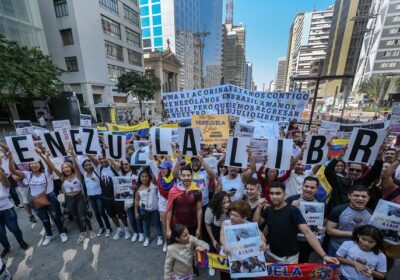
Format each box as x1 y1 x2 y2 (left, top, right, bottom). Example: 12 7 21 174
369 199 400 245
14 120 34 136
298 202 325 240
112 176 134 202
80 114 92 128
52 120 72 141
224 222 267 278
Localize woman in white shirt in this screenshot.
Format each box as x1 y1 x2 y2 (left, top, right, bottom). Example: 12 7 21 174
0 161 28 258
135 169 163 247
7 149 68 246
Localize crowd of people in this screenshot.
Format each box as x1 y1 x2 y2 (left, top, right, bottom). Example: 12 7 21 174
0 118 399 280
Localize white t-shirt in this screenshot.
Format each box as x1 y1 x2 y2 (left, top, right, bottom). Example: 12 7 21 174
22 170 54 196
193 168 209 206
138 183 158 211
0 181 13 211
284 169 314 198
221 175 244 202
83 168 102 196
1 156 10 177
63 177 83 193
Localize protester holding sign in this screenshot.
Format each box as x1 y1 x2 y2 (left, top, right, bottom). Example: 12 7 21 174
254 182 338 265
257 164 290 203
81 159 112 237
326 185 372 257
7 149 68 246
50 149 96 243
0 159 28 258
215 147 255 202
336 225 387 280
244 177 263 220
134 169 163 247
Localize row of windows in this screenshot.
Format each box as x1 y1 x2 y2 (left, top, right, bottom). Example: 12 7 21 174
101 15 141 47
386 39 400 46
383 50 400 57
105 40 143 66
99 0 119 14
141 15 161 28
380 62 397 68
389 27 400 34
123 4 140 26
140 0 160 5
142 26 162 37
108 65 143 81
140 3 161 16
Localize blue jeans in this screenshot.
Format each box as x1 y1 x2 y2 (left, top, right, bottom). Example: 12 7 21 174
34 192 65 236
88 195 111 230
0 207 24 249
126 206 143 234
140 209 162 239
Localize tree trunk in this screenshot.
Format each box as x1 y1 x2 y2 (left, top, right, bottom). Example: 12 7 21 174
8 102 19 121
139 99 143 120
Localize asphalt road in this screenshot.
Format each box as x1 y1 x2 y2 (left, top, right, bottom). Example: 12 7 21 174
2 207 399 280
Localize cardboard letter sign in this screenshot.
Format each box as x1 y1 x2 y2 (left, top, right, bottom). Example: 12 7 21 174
266 139 293 170
303 135 330 165
103 133 126 160
225 137 251 168
79 128 101 155
177 127 201 157
344 128 385 164
41 131 68 158
150 128 172 155
5 135 40 164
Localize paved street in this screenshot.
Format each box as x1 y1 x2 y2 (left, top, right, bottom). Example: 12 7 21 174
2 207 398 280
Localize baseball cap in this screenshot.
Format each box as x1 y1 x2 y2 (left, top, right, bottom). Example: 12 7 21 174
159 160 172 169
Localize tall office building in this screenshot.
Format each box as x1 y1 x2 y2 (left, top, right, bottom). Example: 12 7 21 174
222 23 246 87
353 0 400 94
0 0 48 52
139 0 223 90
285 7 333 91
38 0 144 118
244 61 253 89
322 0 373 95
275 57 287 91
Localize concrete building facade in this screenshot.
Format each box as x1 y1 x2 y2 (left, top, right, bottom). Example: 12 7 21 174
353 0 400 96
37 0 144 118
244 61 253 89
222 23 246 87
274 57 287 91
139 0 222 90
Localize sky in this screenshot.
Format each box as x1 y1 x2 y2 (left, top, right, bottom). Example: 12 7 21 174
228 0 335 90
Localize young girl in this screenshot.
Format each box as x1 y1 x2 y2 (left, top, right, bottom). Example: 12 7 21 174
336 225 387 280
135 170 163 247
164 224 209 280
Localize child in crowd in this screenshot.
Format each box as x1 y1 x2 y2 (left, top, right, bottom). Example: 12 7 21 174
336 225 387 280
164 224 209 280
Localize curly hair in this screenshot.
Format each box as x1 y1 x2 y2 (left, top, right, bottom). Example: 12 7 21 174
208 191 230 220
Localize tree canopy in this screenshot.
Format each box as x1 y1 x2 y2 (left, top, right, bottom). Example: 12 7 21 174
117 71 161 119
0 34 63 119
358 75 391 106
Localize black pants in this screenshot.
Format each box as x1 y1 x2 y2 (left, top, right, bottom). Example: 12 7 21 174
65 194 92 232
298 240 313 263
7 176 20 206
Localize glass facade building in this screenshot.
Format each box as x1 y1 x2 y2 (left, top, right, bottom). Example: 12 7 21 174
0 0 48 52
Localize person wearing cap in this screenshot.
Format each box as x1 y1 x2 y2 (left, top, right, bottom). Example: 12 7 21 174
215 147 256 202
149 144 180 252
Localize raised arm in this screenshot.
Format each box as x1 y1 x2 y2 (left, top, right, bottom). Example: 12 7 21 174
6 152 24 178
0 159 9 187
37 148 59 177
241 146 256 183
87 154 99 167
198 155 216 180
109 158 121 173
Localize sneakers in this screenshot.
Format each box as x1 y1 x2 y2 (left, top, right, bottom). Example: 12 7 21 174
42 236 53 246
208 268 216 276
113 227 124 240
29 215 37 223
19 241 29 250
193 267 200 277
60 233 68 243
105 228 111 238
89 231 96 239
143 238 150 247
131 233 138 242
1 248 10 258
163 243 167 252
97 228 105 237
138 233 144 242
124 228 131 240
157 236 163 246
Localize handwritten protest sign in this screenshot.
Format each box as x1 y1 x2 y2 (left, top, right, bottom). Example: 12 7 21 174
191 114 229 144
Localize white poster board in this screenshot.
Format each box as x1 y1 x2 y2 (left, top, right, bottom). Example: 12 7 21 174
112 176 134 202
369 199 400 245
5 135 40 164
225 137 251 168
266 139 293 170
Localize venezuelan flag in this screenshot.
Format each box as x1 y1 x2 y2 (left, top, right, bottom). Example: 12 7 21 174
316 162 333 203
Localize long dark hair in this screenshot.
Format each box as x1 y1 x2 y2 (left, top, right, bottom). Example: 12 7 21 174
208 191 230 220
137 169 151 187
29 161 45 173
352 225 384 254
218 161 228 177
264 168 278 182
169 224 187 245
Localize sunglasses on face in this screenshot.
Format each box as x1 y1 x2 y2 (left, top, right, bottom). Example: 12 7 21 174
122 163 130 166
349 168 362 173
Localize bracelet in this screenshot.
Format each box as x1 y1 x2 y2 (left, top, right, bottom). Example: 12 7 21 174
321 254 327 259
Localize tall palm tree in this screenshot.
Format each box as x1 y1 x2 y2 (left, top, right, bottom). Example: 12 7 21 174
358 75 391 115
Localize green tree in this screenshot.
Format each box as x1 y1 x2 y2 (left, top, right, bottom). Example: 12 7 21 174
358 75 391 115
0 34 63 120
117 71 161 119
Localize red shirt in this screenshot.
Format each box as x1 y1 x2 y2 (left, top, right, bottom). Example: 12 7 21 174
257 166 290 203
170 188 202 230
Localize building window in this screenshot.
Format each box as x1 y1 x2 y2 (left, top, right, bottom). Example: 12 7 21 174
140 0 148 4
99 0 119 15
154 37 162 47
153 26 162 36
396 4 400 9
393 16 400 22
105 41 124 61
60 29 74 46
142 27 151 37
143 38 151 48
65 56 79 72
386 39 399 46
140 6 149 16
152 4 161 14
141 17 150 27
123 5 139 26
126 28 141 47
128 49 142 66
152 0 160 3
152 15 161 25
101 15 121 39
380 62 397 68
108 64 125 81
384 50 400 57
389 28 400 34
54 0 69 17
